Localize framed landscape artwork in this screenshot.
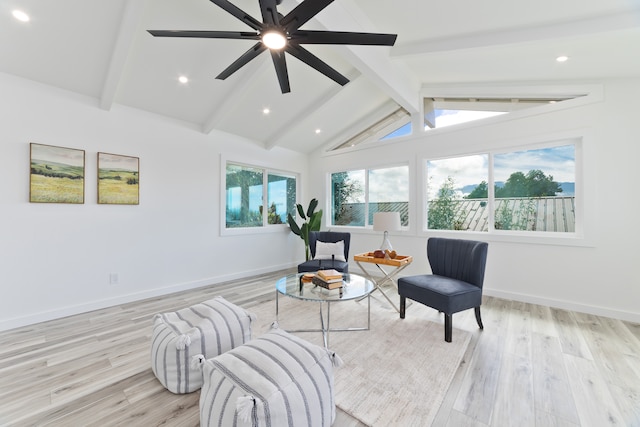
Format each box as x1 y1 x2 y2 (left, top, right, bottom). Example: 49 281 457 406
30 143 85 203
97 152 139 205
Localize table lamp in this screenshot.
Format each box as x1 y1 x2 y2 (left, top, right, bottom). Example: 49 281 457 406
373 212 401 253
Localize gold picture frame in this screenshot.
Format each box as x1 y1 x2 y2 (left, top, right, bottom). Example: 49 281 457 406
97 152 139 205
30 143 85 204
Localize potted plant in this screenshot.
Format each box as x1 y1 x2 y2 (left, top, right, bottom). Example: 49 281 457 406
287 198 323 261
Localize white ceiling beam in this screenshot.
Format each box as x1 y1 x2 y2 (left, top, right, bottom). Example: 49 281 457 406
290 0 421 117
99 0 149 111
392 11 640 57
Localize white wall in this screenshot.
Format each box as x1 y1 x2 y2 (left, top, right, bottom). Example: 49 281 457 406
0 73 308 330
2 74 638 330
308 78 640 323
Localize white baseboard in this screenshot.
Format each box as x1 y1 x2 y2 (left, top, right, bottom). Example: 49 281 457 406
0 262 296 332
483 288 640 324
4 268 637 332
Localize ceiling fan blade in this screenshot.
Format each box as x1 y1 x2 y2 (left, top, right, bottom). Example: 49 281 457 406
286 44 349 86
270 50 291 93
259 0 280 26
292 30 397 46
280 0 335 32
216 42 267 80
148 30 260 41
209 0 264 31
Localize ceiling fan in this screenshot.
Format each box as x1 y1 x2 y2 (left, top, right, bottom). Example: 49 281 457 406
148 0 397 93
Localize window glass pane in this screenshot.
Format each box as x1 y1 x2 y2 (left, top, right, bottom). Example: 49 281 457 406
331 170 365 226
368 166 409 226
494 145 575 232
425 110 506 130
426 154 489 231
226 164 263 228
267 173 296 225
381 121 412 140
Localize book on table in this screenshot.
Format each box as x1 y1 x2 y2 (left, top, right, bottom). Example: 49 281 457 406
317 269 343 281
312 275 343 290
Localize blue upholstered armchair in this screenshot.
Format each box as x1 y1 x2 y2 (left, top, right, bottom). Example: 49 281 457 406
297 231 351 274
398 237 488 342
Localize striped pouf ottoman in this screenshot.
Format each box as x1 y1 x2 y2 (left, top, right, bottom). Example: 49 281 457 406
199 326 342 427
150 296 256 394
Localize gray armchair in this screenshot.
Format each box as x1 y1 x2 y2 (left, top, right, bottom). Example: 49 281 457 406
398 237 488 342
297 231 351 274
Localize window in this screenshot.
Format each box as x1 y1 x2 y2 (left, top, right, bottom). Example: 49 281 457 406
330 95 583 151
225 163 296 229
332 108 410 150
267 173 296 225
493 145 575 232
425 110 506 130
427 155 489 231
425 143 576 233
423 97 576 130
331 165 409 227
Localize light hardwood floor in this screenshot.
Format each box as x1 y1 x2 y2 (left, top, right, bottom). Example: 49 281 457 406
1 269 639 426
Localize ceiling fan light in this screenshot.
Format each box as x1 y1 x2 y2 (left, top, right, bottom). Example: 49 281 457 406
262 31 286 50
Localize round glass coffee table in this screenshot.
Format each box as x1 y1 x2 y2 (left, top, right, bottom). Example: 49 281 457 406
275 272 374 347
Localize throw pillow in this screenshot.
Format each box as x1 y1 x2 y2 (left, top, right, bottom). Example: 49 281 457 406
315 240 346 262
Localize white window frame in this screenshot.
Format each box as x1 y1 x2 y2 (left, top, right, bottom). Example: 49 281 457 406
221 159 299 236
419 130 594 247
328 163 411 230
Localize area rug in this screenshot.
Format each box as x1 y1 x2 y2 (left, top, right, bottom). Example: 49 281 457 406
248 292 471 426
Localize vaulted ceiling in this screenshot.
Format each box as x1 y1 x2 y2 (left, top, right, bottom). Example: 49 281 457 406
2 0 639 153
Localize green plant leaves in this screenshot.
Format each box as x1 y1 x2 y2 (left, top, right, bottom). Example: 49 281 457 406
307 198 318 218
287 213 301 235
288 198 323 261
296 204 306 220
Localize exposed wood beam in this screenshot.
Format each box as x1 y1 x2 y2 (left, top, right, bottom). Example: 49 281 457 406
99 0 149 111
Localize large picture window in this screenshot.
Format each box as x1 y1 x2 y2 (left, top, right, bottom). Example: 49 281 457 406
427 154 489 231
331 165 409 227
425 143 576 233
225 163 296 229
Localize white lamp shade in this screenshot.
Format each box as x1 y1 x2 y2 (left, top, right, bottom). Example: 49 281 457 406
373 212 401 232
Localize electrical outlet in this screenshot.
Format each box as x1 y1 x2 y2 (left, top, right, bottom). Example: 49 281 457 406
109 273 119 284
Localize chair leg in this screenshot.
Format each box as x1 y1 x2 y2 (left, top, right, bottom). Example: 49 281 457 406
444 314 452 342
474 306 484 330
399 296 406 319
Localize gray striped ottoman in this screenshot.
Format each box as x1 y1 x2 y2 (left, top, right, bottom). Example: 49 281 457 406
199 326 341 427
151 296 256 394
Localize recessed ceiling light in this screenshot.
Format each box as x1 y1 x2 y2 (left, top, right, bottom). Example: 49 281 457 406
12 10 30 22
178 75 189 84
556 55 569 63
315 129 321 134
263 108 270 115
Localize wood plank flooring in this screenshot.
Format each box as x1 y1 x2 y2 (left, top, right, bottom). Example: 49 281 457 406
1 269 639 426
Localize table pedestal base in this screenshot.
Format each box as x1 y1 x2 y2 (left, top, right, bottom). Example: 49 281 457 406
276 290 370 347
